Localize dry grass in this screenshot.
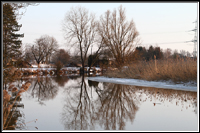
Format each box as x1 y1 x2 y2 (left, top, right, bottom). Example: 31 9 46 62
3 82 31 130
104 58 197 83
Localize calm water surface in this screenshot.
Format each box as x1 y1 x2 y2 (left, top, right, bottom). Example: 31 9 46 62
3 75 198 131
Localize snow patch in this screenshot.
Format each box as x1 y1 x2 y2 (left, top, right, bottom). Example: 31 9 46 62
87 76 197 92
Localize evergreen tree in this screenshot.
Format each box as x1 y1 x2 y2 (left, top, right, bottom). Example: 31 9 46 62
154 47 163 59
3 3 24 67
147 46 154 61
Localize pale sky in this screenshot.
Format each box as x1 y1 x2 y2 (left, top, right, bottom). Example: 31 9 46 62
16 2 198 55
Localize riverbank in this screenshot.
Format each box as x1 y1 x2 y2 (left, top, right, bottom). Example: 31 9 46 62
88 58 198 92
87 76 197 92
104 58 197 83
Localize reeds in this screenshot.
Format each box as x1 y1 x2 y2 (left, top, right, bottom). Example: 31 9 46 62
105 57 197 83
3 82 31 130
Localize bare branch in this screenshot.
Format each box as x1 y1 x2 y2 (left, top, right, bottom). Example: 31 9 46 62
98 5 139 68
62 6 98 70
31 35 58 67
6 3 39 19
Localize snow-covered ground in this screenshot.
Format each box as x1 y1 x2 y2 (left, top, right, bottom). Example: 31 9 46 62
87 76 197 92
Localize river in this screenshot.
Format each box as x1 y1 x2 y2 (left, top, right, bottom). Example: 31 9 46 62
3 75 198 131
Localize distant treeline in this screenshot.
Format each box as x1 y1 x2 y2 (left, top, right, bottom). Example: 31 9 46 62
130 45 192 62
131 46 163 61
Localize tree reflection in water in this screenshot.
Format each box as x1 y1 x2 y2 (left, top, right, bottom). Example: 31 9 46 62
61 76 197 130
53 75 69 87
61 76 139 130
4 75 196 130
96 83 139 130
135 86 197 112
61 76 96 130
30 76 59 105
23 75 78 105
3 74 68 130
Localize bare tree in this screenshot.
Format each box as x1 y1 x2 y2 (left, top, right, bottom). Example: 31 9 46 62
172 49 179 59
180 50 186 57
186 51 191 57
23 44 35 64
163 48 172 59
7 3 39 19
31 37 46 68
98 5 139 68
62 6 98 72
42 35 58 64
31 35 58 67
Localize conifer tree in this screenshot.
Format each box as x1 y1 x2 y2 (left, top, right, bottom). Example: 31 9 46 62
3 3 24 67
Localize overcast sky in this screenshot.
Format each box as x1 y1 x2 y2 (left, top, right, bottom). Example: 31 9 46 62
16 2 198 55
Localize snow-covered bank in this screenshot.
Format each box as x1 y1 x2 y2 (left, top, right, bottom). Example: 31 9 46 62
87 76 197 92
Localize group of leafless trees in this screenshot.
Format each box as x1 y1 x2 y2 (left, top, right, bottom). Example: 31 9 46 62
5 3 139 70
30 35 58 67
4 3 195 71
22 35 70 68
62 5 139 70
27 5 139 70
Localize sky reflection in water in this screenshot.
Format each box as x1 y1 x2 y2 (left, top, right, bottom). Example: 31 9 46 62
4 75 198 131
